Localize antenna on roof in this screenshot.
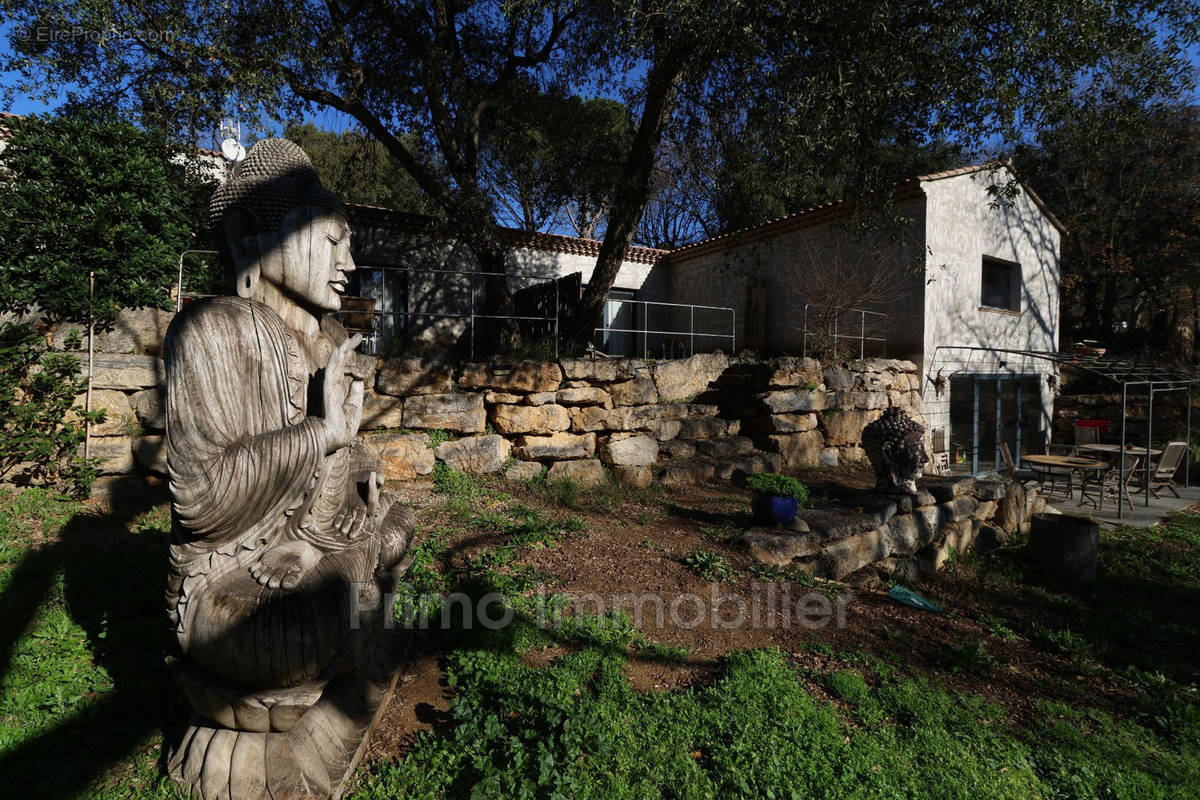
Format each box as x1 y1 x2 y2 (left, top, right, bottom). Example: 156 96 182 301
218 117 246 167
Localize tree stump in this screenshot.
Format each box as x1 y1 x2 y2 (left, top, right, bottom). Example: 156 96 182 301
1029 513 1098 587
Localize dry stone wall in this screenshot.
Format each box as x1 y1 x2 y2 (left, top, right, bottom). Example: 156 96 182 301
39 309 926 491
744 476 1049 583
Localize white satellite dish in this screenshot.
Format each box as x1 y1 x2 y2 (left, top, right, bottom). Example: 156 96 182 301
220 137 246 162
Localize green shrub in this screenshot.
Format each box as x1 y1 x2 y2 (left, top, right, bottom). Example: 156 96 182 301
943 639 1000 677
681 548 736 582
425 429 454 448
0 323 101 496
432 462 481 499
0 111 218 324
744 472 809 503
544 477 581 508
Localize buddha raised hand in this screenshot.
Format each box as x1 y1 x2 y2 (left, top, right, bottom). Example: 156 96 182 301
163 139 413 798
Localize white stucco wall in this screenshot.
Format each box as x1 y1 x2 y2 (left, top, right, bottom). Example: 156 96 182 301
661 199 926 357
349 223 659 350
919 167 1062 445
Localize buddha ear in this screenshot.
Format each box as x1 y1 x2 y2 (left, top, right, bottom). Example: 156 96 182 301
222 208 260 298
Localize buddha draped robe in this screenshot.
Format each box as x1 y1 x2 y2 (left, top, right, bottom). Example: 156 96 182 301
163 296 386 689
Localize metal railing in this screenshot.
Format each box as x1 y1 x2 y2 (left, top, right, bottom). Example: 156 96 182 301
801 305 888 359
593 298 736 359
332 264 560 359
177 254 736 361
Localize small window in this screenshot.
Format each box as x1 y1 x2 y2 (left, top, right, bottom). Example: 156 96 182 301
981 256 1019 311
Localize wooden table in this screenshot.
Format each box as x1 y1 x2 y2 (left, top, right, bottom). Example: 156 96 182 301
1022 454 1110 507
1078 443 1161 458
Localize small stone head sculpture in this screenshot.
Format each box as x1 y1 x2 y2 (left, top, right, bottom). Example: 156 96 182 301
861 406 929 494
209 138 354 314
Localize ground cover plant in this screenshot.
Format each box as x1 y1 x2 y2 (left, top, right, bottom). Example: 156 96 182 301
743 472 810 503
0 465 1196 797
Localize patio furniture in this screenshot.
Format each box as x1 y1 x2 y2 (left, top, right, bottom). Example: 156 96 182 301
1095 454 1141 512
930 427 950 475
1074 424 1100 451
999 442 1040 489
1044 443 1079 495
1078 443 1161 460
1023 453 1108 504
1147 441 1188 499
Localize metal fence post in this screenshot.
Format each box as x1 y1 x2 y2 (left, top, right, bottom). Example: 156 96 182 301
860 311 866 359
554 279 559 359
802 305 808 357
470 271 476 361
642 302 647 359
690 306 695 356
1187 383 1192 488
731 307 736 353
1147 384 1153 506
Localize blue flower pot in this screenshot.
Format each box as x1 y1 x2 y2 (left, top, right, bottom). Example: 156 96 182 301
752 493 798 525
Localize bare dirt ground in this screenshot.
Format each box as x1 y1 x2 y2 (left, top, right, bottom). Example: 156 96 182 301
363 464 1193 764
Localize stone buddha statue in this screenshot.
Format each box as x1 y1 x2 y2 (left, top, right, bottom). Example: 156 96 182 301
163 139 413 798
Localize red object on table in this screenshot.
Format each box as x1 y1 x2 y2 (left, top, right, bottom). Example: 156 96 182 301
1076 419 1109 435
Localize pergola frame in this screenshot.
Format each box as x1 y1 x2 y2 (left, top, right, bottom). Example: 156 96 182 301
930 345 1197 519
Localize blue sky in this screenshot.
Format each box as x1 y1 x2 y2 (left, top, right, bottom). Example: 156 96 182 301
3 17 1198 144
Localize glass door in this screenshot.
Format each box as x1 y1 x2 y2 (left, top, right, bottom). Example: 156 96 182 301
949 375 1041 474
602 290 637 356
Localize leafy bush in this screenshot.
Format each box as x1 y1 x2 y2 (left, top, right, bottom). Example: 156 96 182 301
0 323 101 496
543 476 581 508
744 472 810 503
0 111 218 326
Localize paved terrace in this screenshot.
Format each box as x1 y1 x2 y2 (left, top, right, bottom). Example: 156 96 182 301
1047 483 1200 528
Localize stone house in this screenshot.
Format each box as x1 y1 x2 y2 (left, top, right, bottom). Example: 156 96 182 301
653 163 1065 473
346 164 1064 474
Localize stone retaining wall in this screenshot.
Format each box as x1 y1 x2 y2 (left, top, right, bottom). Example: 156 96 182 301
33 310 927 491
355 352 925 488
1054 391 1196 443
744 476 1047 583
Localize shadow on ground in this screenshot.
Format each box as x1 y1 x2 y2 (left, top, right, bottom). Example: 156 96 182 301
0 476 182 798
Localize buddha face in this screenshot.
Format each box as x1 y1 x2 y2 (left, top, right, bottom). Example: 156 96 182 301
271 206 355 313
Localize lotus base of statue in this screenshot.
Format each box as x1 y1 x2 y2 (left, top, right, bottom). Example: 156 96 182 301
166 560 412 800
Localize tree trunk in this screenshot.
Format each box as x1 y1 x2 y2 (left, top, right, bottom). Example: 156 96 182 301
1170 285 1196 367
567 45 690 344
1100 274 1119 341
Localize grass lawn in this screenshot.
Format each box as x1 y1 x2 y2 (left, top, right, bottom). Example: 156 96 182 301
0 466 1197 798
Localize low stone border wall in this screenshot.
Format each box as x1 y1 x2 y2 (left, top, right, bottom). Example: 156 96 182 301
744 477 1048 583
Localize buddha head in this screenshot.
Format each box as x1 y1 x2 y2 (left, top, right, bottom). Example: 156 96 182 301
209 139 354 314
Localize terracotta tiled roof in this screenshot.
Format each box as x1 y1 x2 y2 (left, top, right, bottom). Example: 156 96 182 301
667 182 925 264
0 111 23 139
913 161 1006 181
346 202 670 265
668 161 1065 264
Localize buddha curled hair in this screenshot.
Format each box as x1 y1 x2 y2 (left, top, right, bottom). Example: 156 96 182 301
209 138 345 267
